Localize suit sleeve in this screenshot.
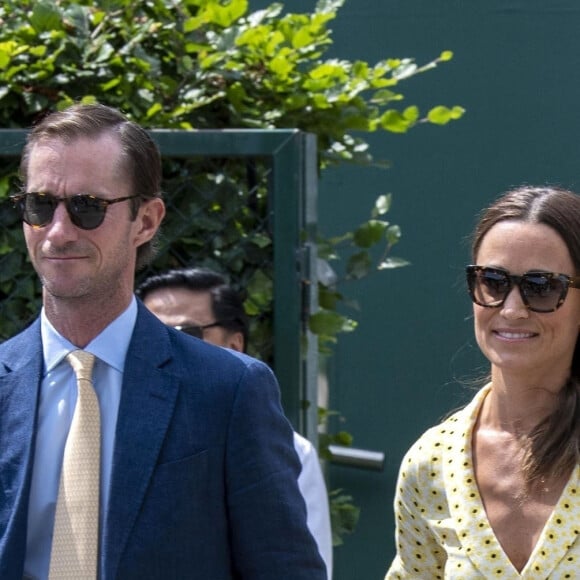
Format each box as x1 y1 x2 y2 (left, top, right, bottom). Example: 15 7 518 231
225 358 327 579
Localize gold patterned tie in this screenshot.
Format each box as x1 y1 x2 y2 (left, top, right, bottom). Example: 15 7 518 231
49 350 100 579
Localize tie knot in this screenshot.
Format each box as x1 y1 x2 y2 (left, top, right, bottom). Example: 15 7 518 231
66 350 96 382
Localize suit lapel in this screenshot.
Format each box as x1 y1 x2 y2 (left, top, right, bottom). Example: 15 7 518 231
0 322 43 576
101 305 180 580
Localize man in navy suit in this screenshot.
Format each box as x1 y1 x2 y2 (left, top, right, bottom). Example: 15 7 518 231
0 103 326 579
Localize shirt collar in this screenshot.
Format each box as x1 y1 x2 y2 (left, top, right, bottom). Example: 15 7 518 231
41 296 138 373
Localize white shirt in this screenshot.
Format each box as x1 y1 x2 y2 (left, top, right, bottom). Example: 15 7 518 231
294 432 333 579
24 299 137 580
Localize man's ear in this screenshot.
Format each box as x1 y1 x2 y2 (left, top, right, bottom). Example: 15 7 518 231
134 197 165 246
227 331 245 353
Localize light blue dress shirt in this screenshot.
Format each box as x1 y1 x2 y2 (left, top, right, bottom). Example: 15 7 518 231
24 298 138 580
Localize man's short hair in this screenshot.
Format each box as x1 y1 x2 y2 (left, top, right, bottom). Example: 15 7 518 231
137 267 249 351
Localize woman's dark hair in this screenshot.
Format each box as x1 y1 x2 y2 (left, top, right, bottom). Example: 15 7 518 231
20 102 163 270
472 185 580 488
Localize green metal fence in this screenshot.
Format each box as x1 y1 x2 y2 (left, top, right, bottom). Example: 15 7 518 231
0 129 319 440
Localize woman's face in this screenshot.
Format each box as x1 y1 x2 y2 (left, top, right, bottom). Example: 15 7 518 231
473 220 580 385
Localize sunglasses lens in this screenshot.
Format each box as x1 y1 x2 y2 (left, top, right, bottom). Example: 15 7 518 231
68 195 106 230
15 193 106 230
177 325 204 339
22 193 56 227
468 267 510 306
467 266 569 312
521 274 565 312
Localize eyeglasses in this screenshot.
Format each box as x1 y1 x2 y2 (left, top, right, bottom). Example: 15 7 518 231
174 321 225 339
10 191 139 230
466 265 580 313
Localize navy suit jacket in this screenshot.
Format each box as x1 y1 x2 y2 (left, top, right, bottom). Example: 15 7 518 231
0 302 326 579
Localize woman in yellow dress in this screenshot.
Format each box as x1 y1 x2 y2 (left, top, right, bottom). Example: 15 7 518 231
386 185 580 579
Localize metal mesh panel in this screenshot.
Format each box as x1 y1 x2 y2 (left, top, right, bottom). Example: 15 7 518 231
0 156 32 340
137 156 276 363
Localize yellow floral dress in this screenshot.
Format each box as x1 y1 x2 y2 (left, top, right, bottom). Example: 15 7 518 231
386 385 580 579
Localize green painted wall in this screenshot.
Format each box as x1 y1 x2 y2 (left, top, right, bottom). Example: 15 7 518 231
312 2 580 579
252 1 580 577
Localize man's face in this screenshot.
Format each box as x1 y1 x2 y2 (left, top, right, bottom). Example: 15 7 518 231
23 134 163 315
144 286 244 352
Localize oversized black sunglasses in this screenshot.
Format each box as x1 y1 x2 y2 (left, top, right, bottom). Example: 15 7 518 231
466 265 580 313
174 321 226 339
11 191 139 230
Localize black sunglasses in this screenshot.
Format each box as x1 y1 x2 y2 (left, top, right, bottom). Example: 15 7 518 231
466 265 580 313
174 321 226 339
11 191 139 230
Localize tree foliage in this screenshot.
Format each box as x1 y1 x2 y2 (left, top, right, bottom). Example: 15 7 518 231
0 0 463 347
0 0 462 156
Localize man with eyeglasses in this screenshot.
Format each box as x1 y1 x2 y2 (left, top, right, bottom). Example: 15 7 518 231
137 267 333 579
138 268 249 352
0 103 326 580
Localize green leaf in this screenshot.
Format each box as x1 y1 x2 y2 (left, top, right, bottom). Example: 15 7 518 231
30 1 63 33
309 309 352 336
292 26 314 49
183 15 206 33
385 224 402 245
403 105 419 122
380 109 415 133
249 233 271 249
0 42 15 69
370 89 403 104
62 3 90 36
353 220 387 248
270 52 294 78
392 59 417 80
346 250 371 279
206 0 248 28
378 256 411 270
328 488 360 547
308 60 348 82
316 0 345 14
371 194 391 217
246 269 273 310
318 286 342 309
100 78 121 91
29 46 48 57
332 431 353 446
427 105 466 125
146 102 163 119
